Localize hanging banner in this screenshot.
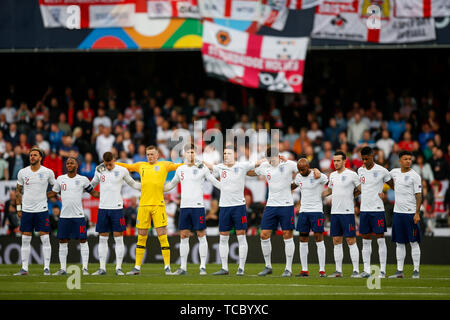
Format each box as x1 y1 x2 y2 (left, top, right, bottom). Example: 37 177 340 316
39 0 136 29
311 0 436 43
202 21 309 93
394 0 450 18
147 0 201 18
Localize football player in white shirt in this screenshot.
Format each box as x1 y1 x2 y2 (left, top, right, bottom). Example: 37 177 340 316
163 144 221 275
249 148 300 277
49 157 99 276
14 148 56 276
203 145 266 276
388 150 422 279
291 157 328 277
322 151 361 278
356 146 394 279
90 152 141 276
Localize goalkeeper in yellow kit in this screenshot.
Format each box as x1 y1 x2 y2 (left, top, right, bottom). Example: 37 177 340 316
115 145 182 275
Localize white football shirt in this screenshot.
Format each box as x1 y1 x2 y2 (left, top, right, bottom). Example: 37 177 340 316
294 171 328 212
91 165 138 209
254 160 298 207
358 164 391 212
328 169 360 214
17 166 56 213
389 168 422 214
166 165 220 208
53 174 93 218
213 161 255 207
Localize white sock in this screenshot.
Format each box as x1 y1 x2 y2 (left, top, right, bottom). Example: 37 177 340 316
98 236 109 270
299 242 309 272
334 244 343 273
410 242 421 272
349 243 360 273
284 238 295 273
59 242 68 271
261 238 272 269
377 238 387 273
198 235 208 269
316 241 326 272
80 242 89 270
21 235 32 271
219 235 229 271
180 238 190 271
237 235 248 271
40 234 51 270
114 236 124 270
362 239 372 274
396 243 406 272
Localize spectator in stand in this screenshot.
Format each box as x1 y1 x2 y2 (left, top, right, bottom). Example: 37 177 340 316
124 196 138 229
324 117 341 148
0 130 5 154
320 149 333 175
93 107 112 135
8 145 28 179
157 120 173 159
95 125 115 161
106 99 120 121
430 147 449 182
0 114 8 132
307 121 323 147
18 133 31 155
376 129 395 159
283 126 299 150
347 112 369 146
43 149 63 178
72 127 90 156
117 150 132 164
293 127 311 156
412 153 434 183
5 122 19 146
418 122 435 151
205 199 219 236
113 112 128 131
388 111 405 142
82 100 95 123
49 122 64 152
132 144 147 163
233 114 252 131
0 152 9 180
29 119 49 145
133 120 147 147
358 129 375 148
399 95 416 119
398 131 414 151
80 152 96 179
303 145 320 169
2 190 19 234
0 98 16 124
59 135 79 167
124 99 143 124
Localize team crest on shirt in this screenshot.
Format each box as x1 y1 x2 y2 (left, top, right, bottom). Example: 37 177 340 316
234 167 239 173
114 171 119 177
39 173 44 179
341 176 346 181
193 169 198 175
405 176 409 182
373 172 378 178
155 166 160 172
279 166 284 173
310 178 314 184
75 180 80 186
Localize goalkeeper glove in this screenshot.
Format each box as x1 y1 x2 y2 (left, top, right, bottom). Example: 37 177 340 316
96 162 106 173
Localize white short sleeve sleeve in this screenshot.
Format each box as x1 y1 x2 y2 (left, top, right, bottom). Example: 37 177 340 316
353 171 361 187
212 165 220 178
320 173 328 185
17 169 24 186
52 177 61 193
382 168 391 183
413 174 422 194
288 160 298 173
293 174 300 186
48 169 56 186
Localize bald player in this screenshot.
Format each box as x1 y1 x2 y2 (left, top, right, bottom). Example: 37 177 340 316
291 157 329 277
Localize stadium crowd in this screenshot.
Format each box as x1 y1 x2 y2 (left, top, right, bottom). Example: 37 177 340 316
0 84 449 237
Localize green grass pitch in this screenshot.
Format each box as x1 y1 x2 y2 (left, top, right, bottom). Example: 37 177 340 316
1 264 450 300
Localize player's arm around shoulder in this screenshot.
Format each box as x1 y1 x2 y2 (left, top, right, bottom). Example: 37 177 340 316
163 167 181 192
164 161 183 172
122 166 141 191
115 161 142 173
291 174 300 191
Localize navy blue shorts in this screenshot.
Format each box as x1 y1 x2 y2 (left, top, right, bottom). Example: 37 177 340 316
359 211 387 235
261 206 295 231
95 209 126 233
330 214 356 237
219 205 247 232
58 218 87 240
391 212 421 244
179 208 206 231
296 212 325 233
20 211 50 233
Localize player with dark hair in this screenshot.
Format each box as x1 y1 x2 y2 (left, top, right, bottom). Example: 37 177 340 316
163 144 220 275
356 146 394 278
322 150 361 278
389 150 422 279
291 157 328 277
91 152 141 275
49 157 99 275
14 147 56 276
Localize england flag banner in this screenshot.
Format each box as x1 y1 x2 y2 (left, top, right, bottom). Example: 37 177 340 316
311 0 436 43
202 21 309 93
147 0 201 18
198 0 262 20
394 0 450 18
39 0 136 29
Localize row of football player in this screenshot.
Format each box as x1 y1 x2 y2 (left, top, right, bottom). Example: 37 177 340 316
12 144 421 279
